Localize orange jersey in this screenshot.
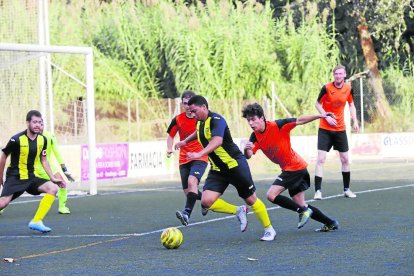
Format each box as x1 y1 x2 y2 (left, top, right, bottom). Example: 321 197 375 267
317 82 354 131
167 112 208 165
249 119 307 171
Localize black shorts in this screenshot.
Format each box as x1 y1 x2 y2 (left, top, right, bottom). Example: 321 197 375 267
1 176 49 201
179 160 208 189
318 128 349 152
203 158 256 199
272 169 310 197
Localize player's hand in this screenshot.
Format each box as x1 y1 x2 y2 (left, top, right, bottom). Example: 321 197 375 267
353 121 360 133
52 177 66 188
174 141 186 150
166 150 173 158
187 152 201 160
325 115 337 127
62 165 75 182
244 142 254 151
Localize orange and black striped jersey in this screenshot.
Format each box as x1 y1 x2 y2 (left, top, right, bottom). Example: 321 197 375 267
249 119 307 172
317 82 354 131
2 130 47 180
167 112 208 165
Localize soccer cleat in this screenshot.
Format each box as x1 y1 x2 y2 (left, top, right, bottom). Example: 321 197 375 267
28 220 51 233
58 206 71 214
260 226 276 241
344 189 357 198
201 206 209 216
315 220 339 232
298 207 313 229
176 210 189 226
314 190 322 200
236 205 248 232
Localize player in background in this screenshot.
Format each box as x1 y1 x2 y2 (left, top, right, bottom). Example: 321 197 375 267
176 96 276 241
166 91 208 226
0 110 66 232
35 121 75 214
314 65 360 200
242 103 339 232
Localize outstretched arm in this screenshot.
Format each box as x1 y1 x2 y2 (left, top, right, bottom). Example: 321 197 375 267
296 113 335 125
315 101 337 127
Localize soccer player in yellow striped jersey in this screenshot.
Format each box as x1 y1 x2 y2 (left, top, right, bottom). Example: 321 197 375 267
175 96 276 241
34 122 75 214
0 110 66 233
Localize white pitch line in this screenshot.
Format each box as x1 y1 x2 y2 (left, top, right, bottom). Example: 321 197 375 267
1 183 413 239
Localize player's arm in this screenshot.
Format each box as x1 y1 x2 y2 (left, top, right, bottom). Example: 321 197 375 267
244 133 257 159
0 137 16 186
166 117 178 157
50 133 75 182
296 113 334 125
175 131 197 150
244 142 254 159
315 86 337 127
0 152 7 186
187 136 222 159
349 102 360 132
166 135 174 157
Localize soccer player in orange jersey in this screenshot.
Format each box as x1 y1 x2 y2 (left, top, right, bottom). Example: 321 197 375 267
314 65 360 200
166 91 208 226
242 103 339 232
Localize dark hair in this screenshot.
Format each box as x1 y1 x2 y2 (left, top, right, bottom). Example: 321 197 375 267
181 90 196 101
26 110 42 122
188 95 209 109
242 103 264 119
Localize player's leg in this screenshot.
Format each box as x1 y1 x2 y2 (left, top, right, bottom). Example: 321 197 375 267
286 170 313 228
28 178 58 233
176 163 192 225
339 151 355 198
315 129 333 200
268 171 307 214
334 131 356 198
232 160 275 240
55 172 70 214
181 161 208 219
0 195 14 214
0 177 28 215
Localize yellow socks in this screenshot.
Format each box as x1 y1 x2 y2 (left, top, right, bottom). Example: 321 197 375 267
250 198 272 229
32 193 55 222
209 198 238 214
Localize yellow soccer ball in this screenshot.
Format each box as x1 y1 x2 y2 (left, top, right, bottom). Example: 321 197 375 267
160 227 183 249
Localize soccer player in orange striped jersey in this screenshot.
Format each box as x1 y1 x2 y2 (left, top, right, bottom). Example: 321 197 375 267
166 91 208 226
242 103 339 232
314 65 360 200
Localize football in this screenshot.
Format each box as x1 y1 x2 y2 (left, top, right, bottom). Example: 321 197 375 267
160 227 183 249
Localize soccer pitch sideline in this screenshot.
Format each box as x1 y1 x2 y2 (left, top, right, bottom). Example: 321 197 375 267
0 162 413 275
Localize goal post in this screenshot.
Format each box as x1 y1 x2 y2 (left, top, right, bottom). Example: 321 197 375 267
0 43 97 195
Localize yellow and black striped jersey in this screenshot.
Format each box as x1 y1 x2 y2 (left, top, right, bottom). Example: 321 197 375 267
2 130 47 180
196 111 243 171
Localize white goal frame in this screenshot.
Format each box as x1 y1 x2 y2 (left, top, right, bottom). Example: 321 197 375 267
0 43 97 195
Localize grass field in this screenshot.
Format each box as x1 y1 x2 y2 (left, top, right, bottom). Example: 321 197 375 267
0 162 413 275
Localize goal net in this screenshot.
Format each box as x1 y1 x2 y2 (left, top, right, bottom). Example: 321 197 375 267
0 43 97 195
